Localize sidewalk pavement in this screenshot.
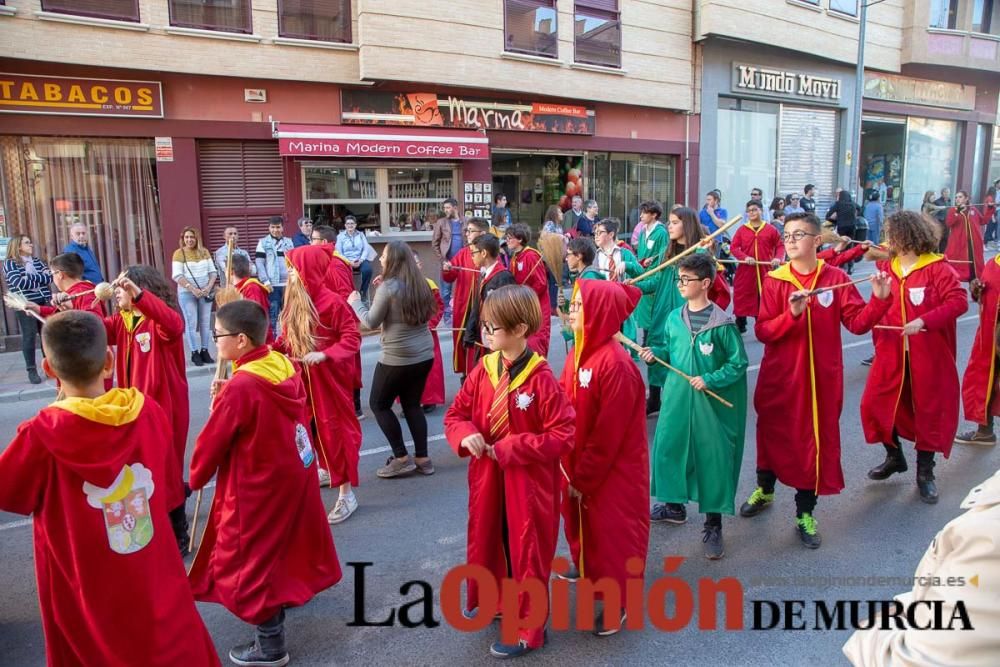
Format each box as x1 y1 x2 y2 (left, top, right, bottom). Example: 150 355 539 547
0 333 386 404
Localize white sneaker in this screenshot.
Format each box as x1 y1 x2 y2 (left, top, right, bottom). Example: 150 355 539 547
327 495 358 524
317 467 331 487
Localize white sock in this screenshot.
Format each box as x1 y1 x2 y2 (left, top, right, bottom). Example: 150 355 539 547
340 489 356 502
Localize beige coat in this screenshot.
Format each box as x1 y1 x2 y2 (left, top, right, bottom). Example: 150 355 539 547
843 469 1000 666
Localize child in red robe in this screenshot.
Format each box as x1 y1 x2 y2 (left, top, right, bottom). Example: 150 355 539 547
0 311 218 666
861 210 968 504
743 213 892 548
943 190 985 282
463 234 516 370
955 256 1000 445
559 279 648 635
415 252 446 410
105 266 191 554
505 223 553 357
230 253 274 343
731 200 783 334
444 285 575 659
275 245 363 525
442 217 490 380
26 252 113 390
190 300 341 667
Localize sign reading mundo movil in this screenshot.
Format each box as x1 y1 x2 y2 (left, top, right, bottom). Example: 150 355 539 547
0 74 163 118
341 90 595 135
731 63 842 104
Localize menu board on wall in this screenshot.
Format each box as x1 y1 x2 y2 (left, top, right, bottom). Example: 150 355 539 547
464 182 492 220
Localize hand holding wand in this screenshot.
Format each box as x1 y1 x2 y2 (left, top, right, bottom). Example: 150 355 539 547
614 332 733 408
790 275 874 302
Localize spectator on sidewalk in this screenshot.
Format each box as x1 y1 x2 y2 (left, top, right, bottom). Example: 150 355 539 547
492 192 512 228
337 216 375 302
984 185 997 249
699 190 728 234
746 187 771 222
432 197 463 321
63 222 104 285
863 190 885 245
577 200 598 237
565 195 584 234
255 216 294 336
171 226 217 367
3 234 52 384
800 184 817 213
292 216 313 248
784 194 805 217
214 226 252 288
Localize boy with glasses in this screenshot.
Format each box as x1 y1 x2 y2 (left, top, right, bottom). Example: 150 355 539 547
731 200 783 334
462 234 515 370
741 213 892 549
443 217 490 381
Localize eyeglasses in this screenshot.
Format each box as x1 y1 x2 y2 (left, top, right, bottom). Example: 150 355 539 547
464 228 479 235
211 331 240 342
595 229 610 236
482 322 504 335
751 192 762 197
470 248 484 255
782 231 818 242
676 276 705 286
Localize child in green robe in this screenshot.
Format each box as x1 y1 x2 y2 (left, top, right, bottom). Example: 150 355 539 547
640 253 748 560
559 237 604 343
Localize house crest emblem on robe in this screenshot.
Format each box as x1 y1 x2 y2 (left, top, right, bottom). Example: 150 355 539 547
515 391 534 411
578 368 593 388
698 341 714 356
817 291 834 308
83 463 155 555
909 287 925 306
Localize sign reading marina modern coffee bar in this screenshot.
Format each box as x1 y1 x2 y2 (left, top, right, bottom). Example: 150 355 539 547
731 63 842 104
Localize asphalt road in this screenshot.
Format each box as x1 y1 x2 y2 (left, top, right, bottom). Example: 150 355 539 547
1 275 996 666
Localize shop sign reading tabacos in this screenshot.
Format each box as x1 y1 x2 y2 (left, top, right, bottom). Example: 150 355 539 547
0 74 163 118
341 90 595 135
732 64 842 104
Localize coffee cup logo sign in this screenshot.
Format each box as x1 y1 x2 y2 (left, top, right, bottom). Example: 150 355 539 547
732 64 842 104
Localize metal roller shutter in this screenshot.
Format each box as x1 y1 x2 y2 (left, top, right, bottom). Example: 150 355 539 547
198 140 284 249
778 106 839 212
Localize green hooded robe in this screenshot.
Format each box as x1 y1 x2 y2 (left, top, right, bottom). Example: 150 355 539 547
635 223 669 331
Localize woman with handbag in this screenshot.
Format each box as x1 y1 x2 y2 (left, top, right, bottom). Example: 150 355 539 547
172 226 218 366
2 234 52 384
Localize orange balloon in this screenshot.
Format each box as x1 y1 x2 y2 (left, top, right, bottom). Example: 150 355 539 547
565 181 579 197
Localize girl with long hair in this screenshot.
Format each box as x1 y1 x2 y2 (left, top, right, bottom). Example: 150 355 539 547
349 241 437 478
171 226 217 366
3 234 52 383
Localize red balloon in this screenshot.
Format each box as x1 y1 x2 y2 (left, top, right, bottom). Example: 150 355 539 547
558 195 570 210
567 172 581 186
565 181 579 197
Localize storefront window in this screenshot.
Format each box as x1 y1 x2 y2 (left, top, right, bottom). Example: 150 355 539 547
902 117 960 210
716 98 778 211
990 125 1000 187
929 0 959 28
972 124 988 202
0 136 163 276
302 164 457 235
587 153 674 237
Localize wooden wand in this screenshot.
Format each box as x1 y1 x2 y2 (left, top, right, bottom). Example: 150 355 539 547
791 275 873 302
188 356 231 556
627 214 744 285
614 332 734 408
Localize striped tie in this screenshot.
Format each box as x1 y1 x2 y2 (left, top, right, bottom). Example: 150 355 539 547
607 251 617 281
487 356 514 442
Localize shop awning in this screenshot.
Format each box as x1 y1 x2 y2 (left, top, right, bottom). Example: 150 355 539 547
274 123 489 160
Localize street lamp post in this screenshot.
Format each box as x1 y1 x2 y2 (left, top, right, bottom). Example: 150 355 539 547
851 0 885 202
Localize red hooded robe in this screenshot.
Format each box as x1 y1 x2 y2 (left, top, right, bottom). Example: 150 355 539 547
441 245 479 375
509 247 552 357
40 281 113 390
731 221 783 318
559 280 648 598
944 207 985 282
0 389 218 667
189 346 342 625
861 256 968 455
961 256 1000 425
235 276 274 343
444 350 575 649
274 246 363 487
422 278 446 405
754 261 892 494
324 248 363 392
104 290 188 510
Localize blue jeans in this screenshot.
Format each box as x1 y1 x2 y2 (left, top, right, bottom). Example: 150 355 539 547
439 278 453 317
268 285 285 336
358 260 373 299
178 290 213 352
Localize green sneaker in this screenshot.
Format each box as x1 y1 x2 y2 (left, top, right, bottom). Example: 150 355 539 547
796 513 822 549
739 487 774 517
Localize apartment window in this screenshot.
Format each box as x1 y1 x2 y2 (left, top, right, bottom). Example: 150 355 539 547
829 0 857 16
929 0 959 28
504 0 558 59
41 0 140 21
973 0 999 34
574 1 621 68
169 0 252 34
279 0 351 42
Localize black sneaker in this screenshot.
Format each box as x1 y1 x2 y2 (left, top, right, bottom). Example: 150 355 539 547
555 564 580 582
592 602 627 636
702 524 724 560
650 503 686 524
739 487 774 517
954 429 997 446
355 408 366 421
191 351 204 367
645 397 660 417
228 641 289 667
27 369 43 384
489 639 535 659
795 513 822 549
861 355 875 367
200 348 214 364
422 404 437 414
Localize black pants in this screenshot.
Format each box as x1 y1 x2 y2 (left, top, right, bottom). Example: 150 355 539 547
15 309 43 373
756 469 817 517
370 359 434 459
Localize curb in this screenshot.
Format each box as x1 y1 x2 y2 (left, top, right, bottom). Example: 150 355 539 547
0 364 217 404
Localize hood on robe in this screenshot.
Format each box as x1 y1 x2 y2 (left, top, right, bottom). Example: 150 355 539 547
233 346 307 419
573 279 641 367
286 244 336 313
40 388 149 489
